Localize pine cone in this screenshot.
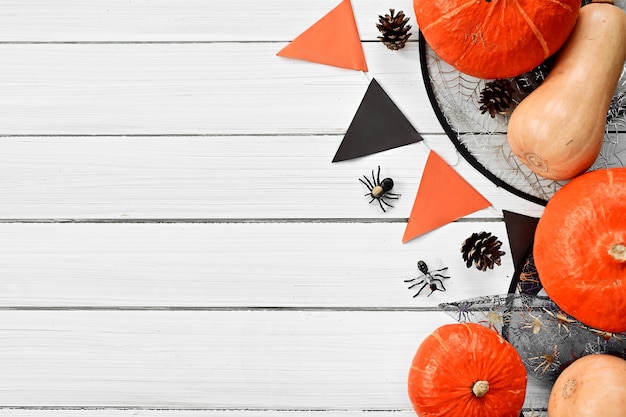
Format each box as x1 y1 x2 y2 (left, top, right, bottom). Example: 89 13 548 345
478 79 516 118
376 9 412 51
461 231 506 271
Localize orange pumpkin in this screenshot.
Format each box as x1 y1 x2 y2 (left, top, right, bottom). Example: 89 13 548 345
548 354 626 417
413 0 581 78
408 323 527 417
534 168 626 333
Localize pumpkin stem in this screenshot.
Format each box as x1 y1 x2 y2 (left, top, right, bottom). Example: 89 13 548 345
608 244 626 262
471 380 489 398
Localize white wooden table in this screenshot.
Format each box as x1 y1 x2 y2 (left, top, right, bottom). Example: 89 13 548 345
0 1 549 416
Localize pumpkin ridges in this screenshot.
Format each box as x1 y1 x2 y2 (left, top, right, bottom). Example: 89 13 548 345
474 337 526 399
410 350 474 416
421 0 478 33
513 0 549 58
408 323 526 417
415 0 580 78
431 331 451 353
546 0 577 12
453 5 499 71
534 168 626 332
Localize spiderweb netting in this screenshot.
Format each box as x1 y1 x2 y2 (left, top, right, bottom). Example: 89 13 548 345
440 293 626 384
439 248 626 412
419 0 626 205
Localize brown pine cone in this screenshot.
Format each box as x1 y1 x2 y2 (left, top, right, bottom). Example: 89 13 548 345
461 231 506 271
478 79 516 118
376 9 412 51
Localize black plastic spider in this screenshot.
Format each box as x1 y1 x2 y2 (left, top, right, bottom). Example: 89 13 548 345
404 260 450 297
359 166 400 212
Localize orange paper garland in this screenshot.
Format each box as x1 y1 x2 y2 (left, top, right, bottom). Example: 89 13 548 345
276 3 493 240
402 150 491 243
276 0 368 72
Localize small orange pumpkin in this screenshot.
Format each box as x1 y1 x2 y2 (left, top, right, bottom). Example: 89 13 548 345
413 0 581 78
534 168 626 333
408 323 527 417
548 354 626 417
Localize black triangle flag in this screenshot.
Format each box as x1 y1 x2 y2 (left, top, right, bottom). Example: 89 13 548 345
503 210 540 270
332 78 424 162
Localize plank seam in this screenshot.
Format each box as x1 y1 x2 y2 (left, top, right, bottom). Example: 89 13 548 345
0 218 504 224
0 406 547 412
0 306 442 312
0 40 419 45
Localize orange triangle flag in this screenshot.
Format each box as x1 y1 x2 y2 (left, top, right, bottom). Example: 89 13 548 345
402 150 491 243
276 0 368 72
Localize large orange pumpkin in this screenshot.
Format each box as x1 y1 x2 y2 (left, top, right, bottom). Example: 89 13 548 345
414 0 581 78
408 323 527 417
534 168 626 333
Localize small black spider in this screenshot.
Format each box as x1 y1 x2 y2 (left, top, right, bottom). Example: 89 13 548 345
359 166 400 212
404 260 450 297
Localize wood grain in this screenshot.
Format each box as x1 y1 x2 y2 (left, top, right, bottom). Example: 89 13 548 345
0 222 515 308
0 43 440 136
0 412 546 417
0 136 545 220
0 0 419 42
0 310 550 410
0 0 554 413
0 412 419 417
0 310 451 408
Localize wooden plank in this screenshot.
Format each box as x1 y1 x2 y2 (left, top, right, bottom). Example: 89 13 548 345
0 412 418 417
0 310 451 408
0 0 418 42
0 310 549 409
0 411 547 416
0 43 440 136
0 412 417 417
0 222 516 308
0 136 545 220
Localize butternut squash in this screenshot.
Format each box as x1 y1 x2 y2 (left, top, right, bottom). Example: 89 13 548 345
507 1 626 181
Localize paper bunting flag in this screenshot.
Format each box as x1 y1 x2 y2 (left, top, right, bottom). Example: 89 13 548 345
276 0 368 72
332 78 424 162
402 150 491 243
503 210 540 270
503 210 542 294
